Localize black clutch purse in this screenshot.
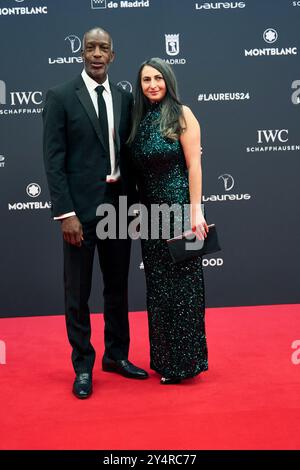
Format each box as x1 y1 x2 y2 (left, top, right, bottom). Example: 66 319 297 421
167 224 221 264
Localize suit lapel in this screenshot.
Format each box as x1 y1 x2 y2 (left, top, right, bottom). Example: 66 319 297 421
75 77 107 151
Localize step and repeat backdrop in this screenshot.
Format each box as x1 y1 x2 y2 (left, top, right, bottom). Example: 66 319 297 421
0 0 299 317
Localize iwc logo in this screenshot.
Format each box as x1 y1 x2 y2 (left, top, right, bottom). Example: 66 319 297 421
0 79 43 116
246 129 300 153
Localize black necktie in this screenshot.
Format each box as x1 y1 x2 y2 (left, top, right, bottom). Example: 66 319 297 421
95 85 110 159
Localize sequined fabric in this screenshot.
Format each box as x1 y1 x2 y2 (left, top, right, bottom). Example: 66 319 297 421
131 105 208 379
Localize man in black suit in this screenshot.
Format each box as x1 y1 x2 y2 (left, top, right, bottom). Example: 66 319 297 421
43 27 148 399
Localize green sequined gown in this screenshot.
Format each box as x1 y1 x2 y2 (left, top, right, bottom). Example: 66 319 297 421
131 104 208 379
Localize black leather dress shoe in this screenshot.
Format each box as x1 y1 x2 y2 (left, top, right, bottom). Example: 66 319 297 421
72 372 93 399
102 357 149 379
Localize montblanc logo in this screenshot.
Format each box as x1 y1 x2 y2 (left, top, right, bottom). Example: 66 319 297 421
91 0 150 9
26 183 41 198
291 80 300 105
263 28 278 44
245 28 297 57
195 2 246 10
48 35 83 65
203 174 251 202
117 81 133 93
164 34 186 65
0 79 43 116
246 129 300 153
8 184 51 212
0 0 48 16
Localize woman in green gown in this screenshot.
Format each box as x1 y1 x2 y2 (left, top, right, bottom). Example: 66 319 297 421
128 58 208 384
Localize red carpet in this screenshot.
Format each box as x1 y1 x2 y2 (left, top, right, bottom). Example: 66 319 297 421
0 305 299 450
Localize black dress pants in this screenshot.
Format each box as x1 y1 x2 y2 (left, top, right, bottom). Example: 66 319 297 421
63 183 131 374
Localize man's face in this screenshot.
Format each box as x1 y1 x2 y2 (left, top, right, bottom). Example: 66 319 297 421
82 30 114 83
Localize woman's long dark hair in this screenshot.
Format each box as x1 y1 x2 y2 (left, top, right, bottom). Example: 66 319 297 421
127 57 186 144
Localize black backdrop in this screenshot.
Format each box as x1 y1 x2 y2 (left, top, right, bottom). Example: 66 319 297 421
0 0 299 317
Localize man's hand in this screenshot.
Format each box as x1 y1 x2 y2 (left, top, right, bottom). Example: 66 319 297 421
61 215 84 247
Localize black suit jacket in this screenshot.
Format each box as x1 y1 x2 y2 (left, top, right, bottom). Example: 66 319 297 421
43 75 135 223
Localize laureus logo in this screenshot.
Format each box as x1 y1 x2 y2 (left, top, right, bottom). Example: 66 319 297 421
203 174 250 202
48 35 83 65
65 35 81 53
117 81 133 93
218 174 234 191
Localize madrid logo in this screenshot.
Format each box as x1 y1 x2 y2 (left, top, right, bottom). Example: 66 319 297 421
165 34 179 56
91 0 107 7
164 34 186 65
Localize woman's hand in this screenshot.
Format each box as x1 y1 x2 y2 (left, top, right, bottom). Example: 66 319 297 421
190 204 209 240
